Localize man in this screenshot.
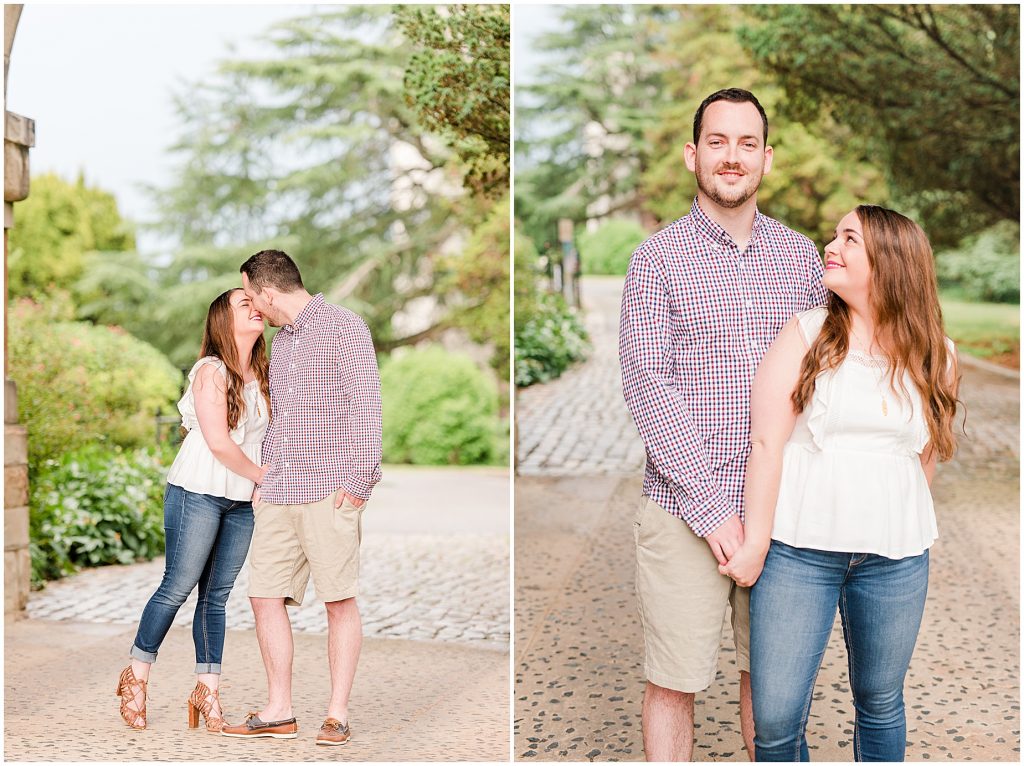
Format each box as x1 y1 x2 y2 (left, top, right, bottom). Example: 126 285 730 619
619 88 827 761
221 250 382 746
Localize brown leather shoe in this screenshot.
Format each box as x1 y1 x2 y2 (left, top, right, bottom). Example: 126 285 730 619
221 712 298 739
316 718 350 745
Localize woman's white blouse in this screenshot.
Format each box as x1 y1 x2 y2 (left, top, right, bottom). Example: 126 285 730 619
771 307 950 559
165 356 269 501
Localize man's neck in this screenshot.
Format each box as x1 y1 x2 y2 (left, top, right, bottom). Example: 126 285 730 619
696 192 758 251
279 291 315 327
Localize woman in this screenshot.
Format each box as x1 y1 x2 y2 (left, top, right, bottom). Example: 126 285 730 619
116 288 270 732
720 205 960 761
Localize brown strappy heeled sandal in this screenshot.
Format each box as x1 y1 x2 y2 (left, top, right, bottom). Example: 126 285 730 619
187 680 226 733
116 665 147 730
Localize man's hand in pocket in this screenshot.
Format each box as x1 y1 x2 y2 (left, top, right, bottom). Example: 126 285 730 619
335 491 366 509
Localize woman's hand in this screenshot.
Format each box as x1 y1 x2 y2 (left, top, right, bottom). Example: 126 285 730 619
718 543 769 587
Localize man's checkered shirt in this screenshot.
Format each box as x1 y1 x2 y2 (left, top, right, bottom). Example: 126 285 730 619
619 199 827 537
260 293 383 504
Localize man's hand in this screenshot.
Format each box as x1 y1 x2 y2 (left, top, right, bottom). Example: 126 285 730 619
252 487 262 505
335 490 366 510
704 514 744 565
719 542 768 587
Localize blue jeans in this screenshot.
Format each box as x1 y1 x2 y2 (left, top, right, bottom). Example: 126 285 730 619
130 484 254 674
750 541 929 762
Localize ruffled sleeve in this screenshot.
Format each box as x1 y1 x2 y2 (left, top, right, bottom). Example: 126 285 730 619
794 307 831 450
178 357 228 433
804 369 834 451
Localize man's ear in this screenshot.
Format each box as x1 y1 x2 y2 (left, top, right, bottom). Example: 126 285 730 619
684 142 697 173
762 145 774 175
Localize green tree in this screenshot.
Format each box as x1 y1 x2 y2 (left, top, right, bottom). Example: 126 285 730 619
436 195 510 381
148 7 509 379
641 5 889 244
516 5 679 250
150 9 462 353
396 4 509 199
7 173 136 300
738 4 1019 246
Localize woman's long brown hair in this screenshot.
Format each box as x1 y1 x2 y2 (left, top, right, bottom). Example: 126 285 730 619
198 289 270 429
791 205 961 461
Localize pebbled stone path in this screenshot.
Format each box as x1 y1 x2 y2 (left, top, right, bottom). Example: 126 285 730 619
517 277 646 476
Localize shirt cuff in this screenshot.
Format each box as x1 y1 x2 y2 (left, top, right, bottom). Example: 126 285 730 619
343 474 377 501
673 483 736 538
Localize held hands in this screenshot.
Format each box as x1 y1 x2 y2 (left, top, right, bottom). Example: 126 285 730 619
718 543 768 587
703 514 745 565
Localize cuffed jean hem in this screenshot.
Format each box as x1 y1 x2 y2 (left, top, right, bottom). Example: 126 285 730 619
195 663 222 674
130 645 158 663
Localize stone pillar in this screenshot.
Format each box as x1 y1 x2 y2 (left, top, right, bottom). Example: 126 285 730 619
5 381 29 612
5 3 32 614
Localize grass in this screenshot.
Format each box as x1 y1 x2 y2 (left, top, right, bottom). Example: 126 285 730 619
939 290 1019 368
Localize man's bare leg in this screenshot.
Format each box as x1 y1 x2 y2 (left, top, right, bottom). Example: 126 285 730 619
642 681 695 761
250 596 294 720
739 670 755 760
325 597 362 723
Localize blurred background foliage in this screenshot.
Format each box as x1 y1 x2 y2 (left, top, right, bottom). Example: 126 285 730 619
9 5 510 582
515 4 1019 379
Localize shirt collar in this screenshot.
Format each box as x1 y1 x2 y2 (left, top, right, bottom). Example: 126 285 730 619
689 197 765 249
282 293 325 335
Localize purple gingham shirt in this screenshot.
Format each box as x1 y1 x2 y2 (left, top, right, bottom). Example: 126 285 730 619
260 293 382 504
619 199 827 537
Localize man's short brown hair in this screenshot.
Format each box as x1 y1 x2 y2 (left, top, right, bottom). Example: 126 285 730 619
240 250 305 293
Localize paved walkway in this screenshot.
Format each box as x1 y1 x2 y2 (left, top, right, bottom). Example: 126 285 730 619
515 276 1020 762
6 466 510 761
517 277 646 476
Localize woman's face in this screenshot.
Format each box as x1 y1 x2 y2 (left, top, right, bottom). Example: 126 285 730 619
822 210 872 303
230 289 265 337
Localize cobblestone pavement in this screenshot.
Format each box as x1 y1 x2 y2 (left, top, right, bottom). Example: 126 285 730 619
28 532 509 650
517 277 646 476
25 466 510 650
514 278 1019 761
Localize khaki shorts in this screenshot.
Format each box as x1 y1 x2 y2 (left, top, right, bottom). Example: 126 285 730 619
248 491 364 606
634 496 750 693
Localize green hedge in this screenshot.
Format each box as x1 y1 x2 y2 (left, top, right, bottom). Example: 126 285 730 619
29 445 168 587
7 298 182 465
381 346 502 465
935 221 1019 303
514 293 590 387
577 218 647 275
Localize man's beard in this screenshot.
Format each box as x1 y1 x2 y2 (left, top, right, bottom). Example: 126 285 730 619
695 159 762 209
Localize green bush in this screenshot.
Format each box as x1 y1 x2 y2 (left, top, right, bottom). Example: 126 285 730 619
381 346 501 465
29 445 168 586
7 298 183 464
935 221 1019 303
577 218 648 275
514 293 590 387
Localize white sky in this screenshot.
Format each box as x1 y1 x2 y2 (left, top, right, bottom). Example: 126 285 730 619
5 4 317 255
